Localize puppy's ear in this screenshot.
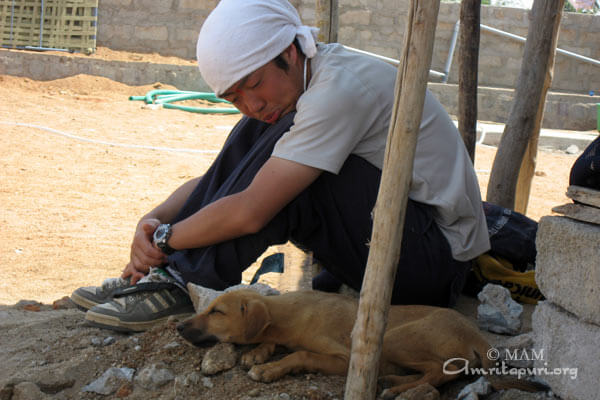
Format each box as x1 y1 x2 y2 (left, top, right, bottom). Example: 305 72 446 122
243 299 271 341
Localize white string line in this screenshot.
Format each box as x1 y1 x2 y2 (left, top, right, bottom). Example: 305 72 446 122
1 121 220 154
2 121 494 173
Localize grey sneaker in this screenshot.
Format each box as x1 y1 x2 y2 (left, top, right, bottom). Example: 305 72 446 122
84 283 194 332
71 277 132 311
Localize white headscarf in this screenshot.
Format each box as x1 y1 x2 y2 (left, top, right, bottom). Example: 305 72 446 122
196 0 319 96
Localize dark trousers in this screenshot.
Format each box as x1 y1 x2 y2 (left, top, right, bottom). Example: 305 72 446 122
167 113 470 307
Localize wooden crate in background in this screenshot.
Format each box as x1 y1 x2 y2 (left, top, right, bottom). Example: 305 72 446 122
0 0 98 52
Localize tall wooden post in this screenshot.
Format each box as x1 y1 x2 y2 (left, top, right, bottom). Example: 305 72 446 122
344 1 440 399
458 0 481 163
486 0 564 211
315 0 338 43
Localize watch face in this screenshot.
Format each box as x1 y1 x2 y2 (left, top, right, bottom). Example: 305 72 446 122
154 224 168 243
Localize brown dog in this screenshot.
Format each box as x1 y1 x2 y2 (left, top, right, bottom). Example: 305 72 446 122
177 289 542 398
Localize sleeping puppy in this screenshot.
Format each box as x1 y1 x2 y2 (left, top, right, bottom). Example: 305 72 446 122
177 289 545 398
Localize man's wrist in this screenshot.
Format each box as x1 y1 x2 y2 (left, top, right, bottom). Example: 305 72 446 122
153 223 176 255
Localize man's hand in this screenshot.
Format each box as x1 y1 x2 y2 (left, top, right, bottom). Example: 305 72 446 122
123 218 167 283
121 261 146 285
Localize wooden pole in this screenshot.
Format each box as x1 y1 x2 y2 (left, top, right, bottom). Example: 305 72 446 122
344 1 440 399
458 0 481 163
486 0 564 211
315 0 339 43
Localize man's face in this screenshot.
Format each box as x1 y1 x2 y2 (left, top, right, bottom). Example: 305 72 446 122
220 46 304 124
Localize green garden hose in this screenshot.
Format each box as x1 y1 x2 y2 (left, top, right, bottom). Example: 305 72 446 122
129 90 240 114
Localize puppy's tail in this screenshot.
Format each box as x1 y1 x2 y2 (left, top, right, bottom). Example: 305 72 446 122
474 340 550 393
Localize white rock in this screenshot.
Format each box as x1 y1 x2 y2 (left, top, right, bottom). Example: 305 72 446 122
477 284 523 334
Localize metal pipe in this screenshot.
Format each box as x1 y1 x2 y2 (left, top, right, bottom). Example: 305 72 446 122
481 23 600 67
24 46 70 52
39 0 45 48
10 0 15 45
442 20 460 83
342 45 446 79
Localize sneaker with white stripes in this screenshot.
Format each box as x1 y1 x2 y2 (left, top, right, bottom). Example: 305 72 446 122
70 277 132 311
84 282 194 332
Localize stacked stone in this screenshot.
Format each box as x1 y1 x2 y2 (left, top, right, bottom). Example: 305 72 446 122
532 185 600 400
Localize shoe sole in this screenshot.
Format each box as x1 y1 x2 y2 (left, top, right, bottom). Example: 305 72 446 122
70 291 103 311
85 309 194 333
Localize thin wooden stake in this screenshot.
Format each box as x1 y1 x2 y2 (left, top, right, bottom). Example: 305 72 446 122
486 0 564 211
344 1 440 399
315 0 338 43
458 0 481 163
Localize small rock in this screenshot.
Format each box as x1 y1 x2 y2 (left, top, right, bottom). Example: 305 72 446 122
202 377 214 388
82 367 135 395
135 363 175 389
477 284 523 335
185 372 201 386
0 383 14 400
52 296 76 310
565 145 579 154
279 394 291 400
37 369 75 393
90 337 102 346
16 300 42 312
394 383 440 400
247 388 261 397
163 341 180 349
187 282 280 313
186 284 223 313
305 386 331 400
457 377 492 400
201 343 238 375
225 282 280 297
103 336 116 346
134 345 142 351
12 382 48 400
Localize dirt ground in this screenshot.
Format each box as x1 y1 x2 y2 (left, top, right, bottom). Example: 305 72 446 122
0 56 580 399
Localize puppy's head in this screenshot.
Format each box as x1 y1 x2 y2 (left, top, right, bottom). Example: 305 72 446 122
177 289 271 346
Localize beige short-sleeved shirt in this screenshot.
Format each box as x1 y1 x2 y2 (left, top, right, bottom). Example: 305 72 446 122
272 43 490 261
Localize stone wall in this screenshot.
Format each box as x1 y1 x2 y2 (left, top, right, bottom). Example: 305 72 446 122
532 216 600 400
96 0 218 59
97 1 600 94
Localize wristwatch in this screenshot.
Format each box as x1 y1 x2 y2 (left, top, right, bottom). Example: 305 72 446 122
153 223 176 255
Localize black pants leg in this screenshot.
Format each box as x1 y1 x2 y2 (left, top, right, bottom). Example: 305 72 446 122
167 113 469 307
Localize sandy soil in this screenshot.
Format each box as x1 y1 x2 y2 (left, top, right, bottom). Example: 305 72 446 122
0 65 577 399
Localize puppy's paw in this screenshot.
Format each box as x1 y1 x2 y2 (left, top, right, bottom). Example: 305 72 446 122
248 364 280 382
241 348 271 368
379 388 398 400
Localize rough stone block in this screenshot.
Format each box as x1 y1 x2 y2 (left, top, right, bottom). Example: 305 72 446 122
532 301 600 400
174 28 200 42
178 0 215 10
134 26 169 41
339 10 372 25
137 0 173 13
536 216 600 325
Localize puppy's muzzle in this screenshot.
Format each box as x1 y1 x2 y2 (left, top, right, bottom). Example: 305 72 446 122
176 319 218 347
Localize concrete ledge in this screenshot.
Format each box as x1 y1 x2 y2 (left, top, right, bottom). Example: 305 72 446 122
0 48 210 92
429 83 599 132
532 301 600 400
536 216 600 326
